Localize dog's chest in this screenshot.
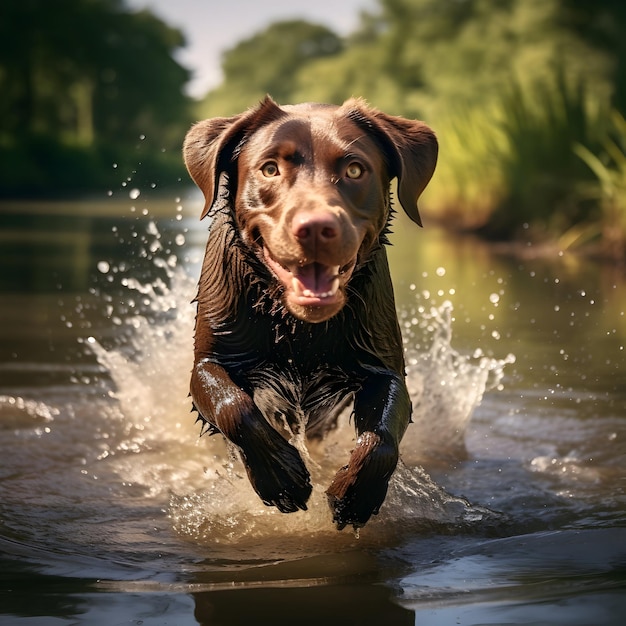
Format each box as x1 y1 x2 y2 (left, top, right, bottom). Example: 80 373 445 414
249 361 358 435
215 309 364 428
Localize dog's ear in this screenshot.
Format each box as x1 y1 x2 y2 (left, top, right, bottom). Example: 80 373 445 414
183 96 285 219
343 99 438 227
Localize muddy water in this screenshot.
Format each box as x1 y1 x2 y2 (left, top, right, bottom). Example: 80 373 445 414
0 193 625 625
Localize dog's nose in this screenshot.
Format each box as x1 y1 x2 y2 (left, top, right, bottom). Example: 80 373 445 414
292 212 339 243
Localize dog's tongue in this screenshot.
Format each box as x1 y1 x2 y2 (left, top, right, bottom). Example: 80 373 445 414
293 263 339 298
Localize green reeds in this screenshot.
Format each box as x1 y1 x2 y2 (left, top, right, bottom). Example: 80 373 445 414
424 67 608 245
574 111 626 260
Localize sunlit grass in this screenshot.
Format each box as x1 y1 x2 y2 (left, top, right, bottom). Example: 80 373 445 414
421 103 507 231
421 68 626 258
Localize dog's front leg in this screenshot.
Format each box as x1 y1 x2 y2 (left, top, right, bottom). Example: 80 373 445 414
191 359 312 513
326 371 411 530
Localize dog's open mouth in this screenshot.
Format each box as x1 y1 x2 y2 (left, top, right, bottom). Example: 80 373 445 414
263 248 353 307
292 262 340 300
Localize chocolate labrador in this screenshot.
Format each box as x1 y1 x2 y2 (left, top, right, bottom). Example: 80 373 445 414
183 96 437 530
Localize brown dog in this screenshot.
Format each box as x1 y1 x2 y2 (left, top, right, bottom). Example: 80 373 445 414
183 97 437 530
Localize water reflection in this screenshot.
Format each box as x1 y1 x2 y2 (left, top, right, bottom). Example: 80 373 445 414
0 197 196 293
191 583 414 625
387 213 626 402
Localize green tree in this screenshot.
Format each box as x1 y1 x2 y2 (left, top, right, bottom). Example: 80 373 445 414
560 0 626 112
209 0 615 123
195 0 626 252
302 0 612 119
200 20 342 116
0 0 191 194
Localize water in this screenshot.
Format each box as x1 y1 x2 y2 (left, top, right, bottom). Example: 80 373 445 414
0 193 625 625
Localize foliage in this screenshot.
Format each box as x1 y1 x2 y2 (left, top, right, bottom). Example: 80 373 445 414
200 20 342 117
418 103 507 231
197 0 626 255
574 111 626 259
0 0 192 195
481 70 604 239
560 0 626 113
202 0 615 117
421 70 605 237
3 0 626 255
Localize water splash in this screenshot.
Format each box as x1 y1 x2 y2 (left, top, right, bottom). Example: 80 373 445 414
86 264 196 442
0 395 59 431
84 224 514 546
401 300 516 462
85 220 196 436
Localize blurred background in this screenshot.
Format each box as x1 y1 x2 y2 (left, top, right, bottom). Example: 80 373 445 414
2 0 626 259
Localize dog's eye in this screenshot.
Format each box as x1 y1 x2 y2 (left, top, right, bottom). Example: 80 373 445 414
261 162 280 177
345 162 364 179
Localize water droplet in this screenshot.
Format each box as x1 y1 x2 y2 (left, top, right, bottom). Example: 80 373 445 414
97 261 110 274
129 188 141 200
489 293 500 305
436 266 446 277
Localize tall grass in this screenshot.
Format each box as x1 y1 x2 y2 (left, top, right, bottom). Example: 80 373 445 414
424 68 611 248
423 104 507 231
574 111 626 261
491 70 602 239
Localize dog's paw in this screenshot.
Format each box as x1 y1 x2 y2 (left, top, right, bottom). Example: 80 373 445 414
326 431 397 530
326 473 389 531
242 436 312 514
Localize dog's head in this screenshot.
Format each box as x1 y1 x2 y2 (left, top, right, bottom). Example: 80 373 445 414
184 97 437 323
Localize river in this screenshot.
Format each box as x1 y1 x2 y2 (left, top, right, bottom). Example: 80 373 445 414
1 190 625 625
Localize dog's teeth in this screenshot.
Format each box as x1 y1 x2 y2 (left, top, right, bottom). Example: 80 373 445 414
292 273 340 299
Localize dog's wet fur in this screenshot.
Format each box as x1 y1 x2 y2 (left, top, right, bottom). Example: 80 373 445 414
183 97 437 529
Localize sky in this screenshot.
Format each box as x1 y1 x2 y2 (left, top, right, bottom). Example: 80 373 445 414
126 0 376 98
